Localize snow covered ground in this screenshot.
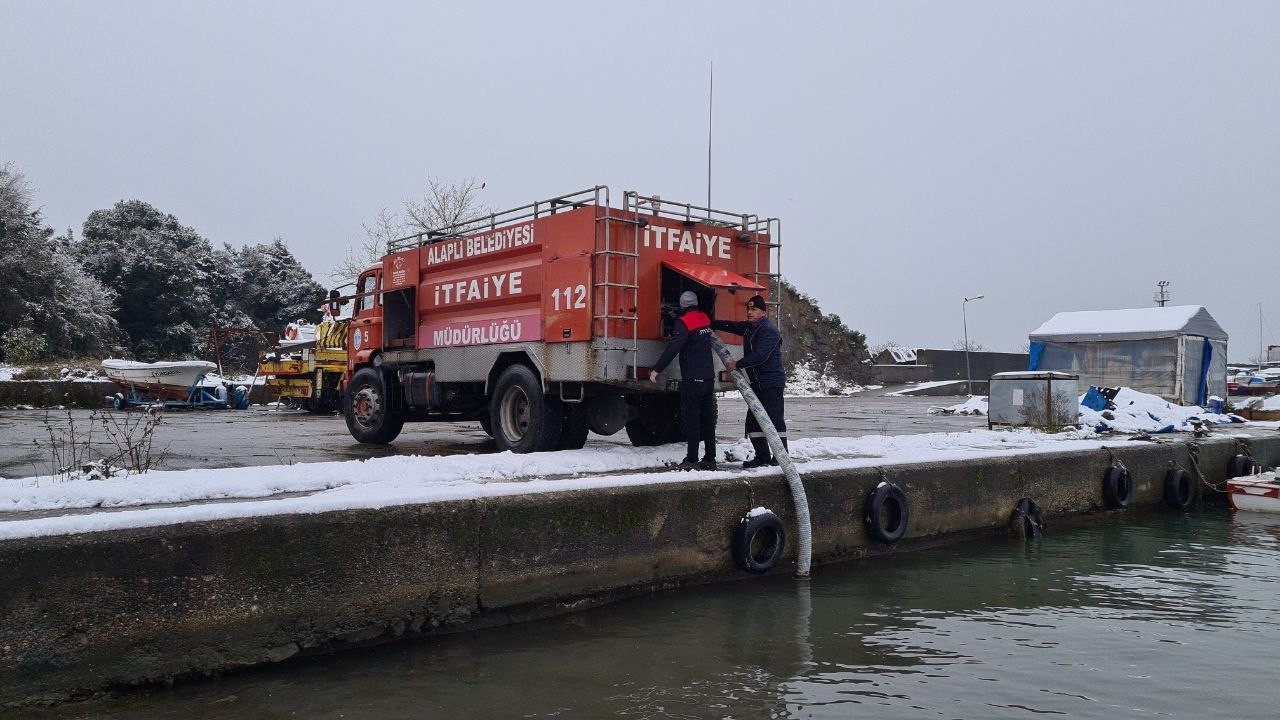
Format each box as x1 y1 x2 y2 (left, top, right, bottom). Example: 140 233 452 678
0 430 1122 541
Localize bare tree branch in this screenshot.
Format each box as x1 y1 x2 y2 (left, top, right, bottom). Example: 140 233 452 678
329 176 489 286
328 207 403 284
952 338 989 352
402 176 489 233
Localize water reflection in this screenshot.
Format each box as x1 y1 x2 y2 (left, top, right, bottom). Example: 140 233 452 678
21 510 1280 719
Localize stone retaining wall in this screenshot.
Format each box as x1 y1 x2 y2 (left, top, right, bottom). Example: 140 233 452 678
0 381 120 409
2 434 1276 708
0 381 270 409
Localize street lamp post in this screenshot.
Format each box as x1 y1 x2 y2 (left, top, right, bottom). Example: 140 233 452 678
963 294 985 396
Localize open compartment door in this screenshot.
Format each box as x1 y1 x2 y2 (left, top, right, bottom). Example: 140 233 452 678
659 260 765 337
662 260 765 294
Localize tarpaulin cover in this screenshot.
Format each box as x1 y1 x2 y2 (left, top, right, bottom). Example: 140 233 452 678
1029 337 1227 404
1029 305 1228 343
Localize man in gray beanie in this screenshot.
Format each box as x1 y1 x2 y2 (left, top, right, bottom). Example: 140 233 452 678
649 290 718 470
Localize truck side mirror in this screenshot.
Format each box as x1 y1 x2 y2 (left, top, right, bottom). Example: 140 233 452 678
327 289 347 316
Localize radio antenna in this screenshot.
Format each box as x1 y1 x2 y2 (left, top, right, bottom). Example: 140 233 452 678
706 60 714 210
1153 280 1170 307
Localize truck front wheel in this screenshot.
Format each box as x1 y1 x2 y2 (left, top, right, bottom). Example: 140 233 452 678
490 364 562 453
345 367 405 444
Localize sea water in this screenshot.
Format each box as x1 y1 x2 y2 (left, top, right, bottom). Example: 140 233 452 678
23 509 1279 719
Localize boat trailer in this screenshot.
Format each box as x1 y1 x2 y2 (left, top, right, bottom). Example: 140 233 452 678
109 378 248 411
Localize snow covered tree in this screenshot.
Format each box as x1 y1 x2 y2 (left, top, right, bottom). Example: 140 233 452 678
73 198 330 363
229 238 327 328
0 164 124 362
330 176 489 284
75 200 220 360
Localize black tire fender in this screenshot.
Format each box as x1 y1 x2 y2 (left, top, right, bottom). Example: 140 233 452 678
1010 498 1044 539
1164 468 1194 509
1228 454 1254 479
864 482 910 544
732 510 786 574
1103 466 1132 509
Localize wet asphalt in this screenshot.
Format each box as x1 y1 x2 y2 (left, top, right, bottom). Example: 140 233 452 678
0 392 986 480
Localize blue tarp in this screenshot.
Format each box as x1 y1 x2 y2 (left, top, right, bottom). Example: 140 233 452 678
1081 386 1108 411
1197 337 1212 406
1028 341 1045 371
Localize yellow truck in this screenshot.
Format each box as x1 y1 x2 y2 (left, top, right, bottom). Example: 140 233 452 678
257 318 349 413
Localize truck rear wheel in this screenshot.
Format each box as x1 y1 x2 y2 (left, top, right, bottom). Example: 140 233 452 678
345 367 404 444
490 364 562 453
625 393 684 446
557 404 590 450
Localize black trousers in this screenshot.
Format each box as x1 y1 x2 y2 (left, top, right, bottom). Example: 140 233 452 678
679 379 717 461
745 384 787 458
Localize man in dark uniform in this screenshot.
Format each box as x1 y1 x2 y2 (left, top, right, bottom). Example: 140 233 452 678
713 294 787 468
649 290 718 471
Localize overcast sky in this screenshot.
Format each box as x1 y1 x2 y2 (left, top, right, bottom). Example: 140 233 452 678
4 1 1278 360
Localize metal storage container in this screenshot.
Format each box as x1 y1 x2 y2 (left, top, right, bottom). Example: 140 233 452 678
987 371 1079 429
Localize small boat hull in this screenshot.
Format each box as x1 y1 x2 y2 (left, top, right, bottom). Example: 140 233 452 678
1228 473 1280 513
101 359 218 401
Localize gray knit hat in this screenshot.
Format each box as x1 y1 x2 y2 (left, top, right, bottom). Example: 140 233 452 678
678 291 699 308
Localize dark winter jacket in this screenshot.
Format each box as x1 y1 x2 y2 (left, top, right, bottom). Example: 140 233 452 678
712 316 785 389
652 309 716 381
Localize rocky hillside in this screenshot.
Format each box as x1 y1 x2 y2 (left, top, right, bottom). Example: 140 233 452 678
775 281 873 384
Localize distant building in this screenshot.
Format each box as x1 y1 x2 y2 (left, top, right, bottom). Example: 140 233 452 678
873 346 917 365
871 347 1028 389
1028 305 1227 404
913 349 1029 383
1268 344 1280 366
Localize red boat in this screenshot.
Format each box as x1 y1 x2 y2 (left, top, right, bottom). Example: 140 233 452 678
1228 471 1280 513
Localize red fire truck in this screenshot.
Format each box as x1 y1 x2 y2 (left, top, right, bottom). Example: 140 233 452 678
339 186 780 453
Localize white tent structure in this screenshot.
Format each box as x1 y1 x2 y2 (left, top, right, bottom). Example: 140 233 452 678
1028 305 1228 404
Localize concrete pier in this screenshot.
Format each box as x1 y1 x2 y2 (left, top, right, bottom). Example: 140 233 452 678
2 432 1276 708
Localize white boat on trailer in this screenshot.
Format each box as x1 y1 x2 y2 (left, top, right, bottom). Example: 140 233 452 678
1227 470 1280 513
101 359 223 406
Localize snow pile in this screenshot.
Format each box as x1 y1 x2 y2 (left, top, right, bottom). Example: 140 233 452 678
1078 387 1243 433
202 371 265 386
784 360 874 396
1235 395 1280 411
886 380 966 396
927 387 1247 432
929 396 988 415
59 366 105 382
0 364 105 382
